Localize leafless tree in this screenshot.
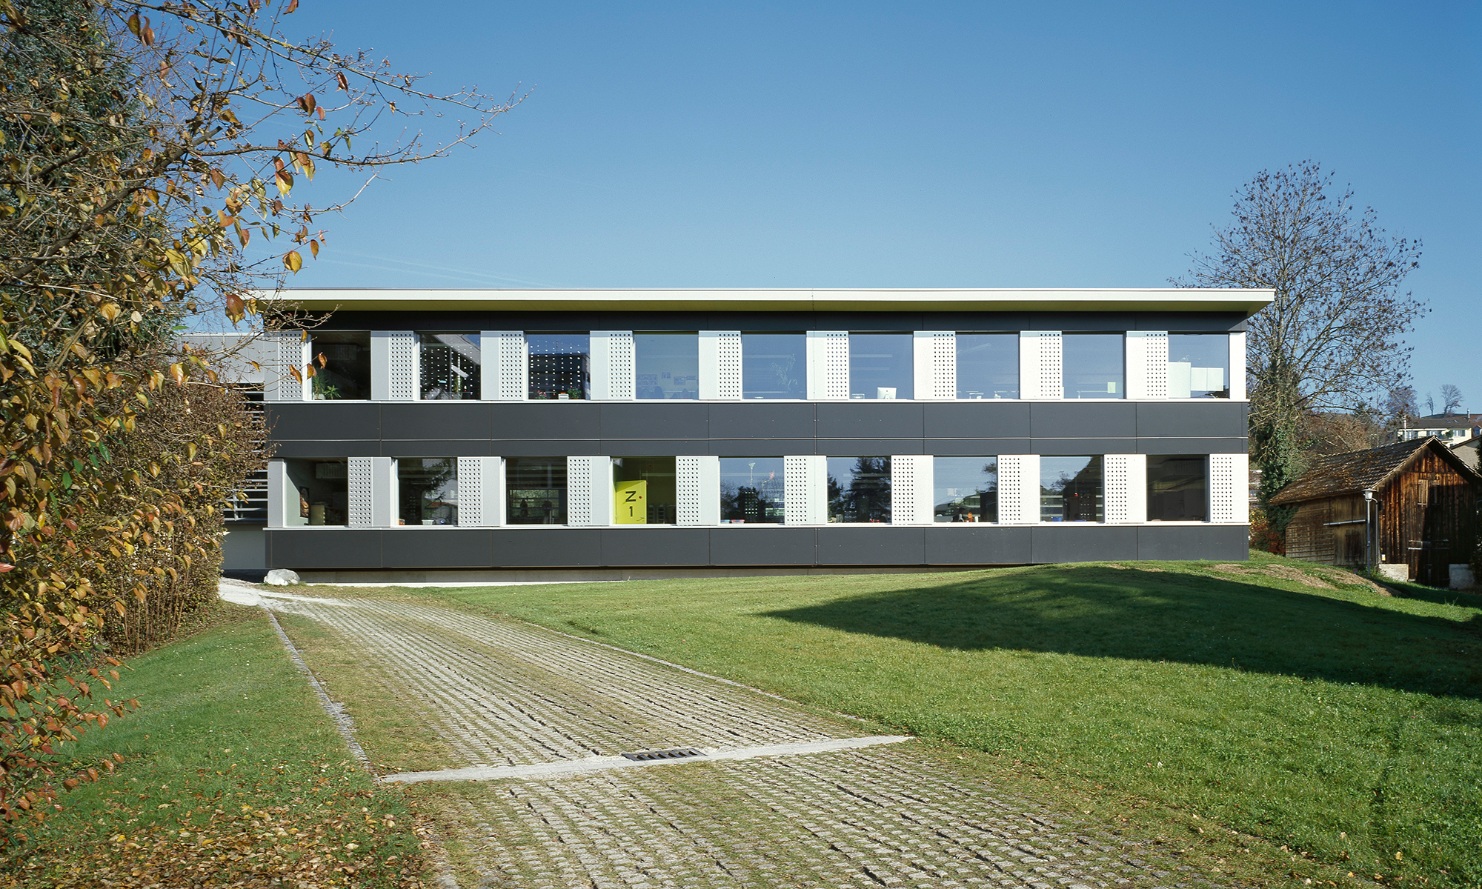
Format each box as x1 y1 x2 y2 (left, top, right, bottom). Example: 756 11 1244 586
1440 384 1464 415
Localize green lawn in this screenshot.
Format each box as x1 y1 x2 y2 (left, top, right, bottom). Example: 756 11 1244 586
382 554 1482 888
0 605 428 889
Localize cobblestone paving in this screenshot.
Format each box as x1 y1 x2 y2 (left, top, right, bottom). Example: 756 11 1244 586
268 593 1222 889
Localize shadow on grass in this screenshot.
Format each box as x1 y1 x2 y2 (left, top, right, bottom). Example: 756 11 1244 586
765 565 1482 700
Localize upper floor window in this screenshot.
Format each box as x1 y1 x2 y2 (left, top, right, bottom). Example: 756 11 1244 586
1168 334 1229 398
634 333 699 399
1062 334 1124 399
848 333 913 399
719 457 785 523
742 333 805 399
934 457 997 522
420 333 481 400
528 333 589 400
309 331 370 400
828 456 891 523
956 334 1018 399
1040 456 1103 522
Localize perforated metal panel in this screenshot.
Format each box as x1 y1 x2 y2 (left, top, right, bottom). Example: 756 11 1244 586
997 455 1039 524
263 331 309 402
699 331 742 400
481 331 528 400
784 455 826 524
591 331 636 400
1104 454 1146 524
348 457 375 527
1126 331 1169 400
913 332 956 400
565 456 612 526
675 456 719 526
805 331 850 400
386 331 418 400
456 456 503 526
1019 331 1062 399
889 454 933 524
1228 332 1247 400
1210 453 1247 523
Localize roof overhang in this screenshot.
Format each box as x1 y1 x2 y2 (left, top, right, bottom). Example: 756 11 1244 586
254 288 1275 315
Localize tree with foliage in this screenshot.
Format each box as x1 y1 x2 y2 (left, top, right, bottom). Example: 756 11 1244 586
1177 161 1425 529
0 0 514 832
1440 384 1463 415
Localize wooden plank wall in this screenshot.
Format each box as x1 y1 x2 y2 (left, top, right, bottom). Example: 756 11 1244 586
1377 449 1479 584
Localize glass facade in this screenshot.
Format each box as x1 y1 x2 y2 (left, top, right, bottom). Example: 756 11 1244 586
956 334 1018 399
284 459 349 526
1168 334 1230 398
741 333 805 399
506 458 567 524
634 333 699 399
397 457 458 525
1040 456 1103 522
719 457 785 523
1147 455 1209 521
933 457 997 523
612 457 677 524
528 333 589 400
309 331 371 400
419 333 481 400
827 456 891 523
1062 334 1124 399
848 333 913 400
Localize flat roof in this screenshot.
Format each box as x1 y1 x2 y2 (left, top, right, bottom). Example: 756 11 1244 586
256 288 1274 314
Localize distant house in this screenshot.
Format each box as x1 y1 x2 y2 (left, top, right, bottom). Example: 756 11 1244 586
1452 438 1480 473
1270 437 1482 585
1397 413 1482 445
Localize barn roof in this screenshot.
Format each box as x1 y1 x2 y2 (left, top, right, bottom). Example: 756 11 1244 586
1268 436 1482 506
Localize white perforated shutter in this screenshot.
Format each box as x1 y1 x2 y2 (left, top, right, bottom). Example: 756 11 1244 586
889 454 933 524
1019 332 1062 399
371 331 417 401
590 331 635 400
348 457 395 528
1103 454 1146 524
263 331 310 402
481 331 528 401
676 456 719 526
1228 332 1247 400
996 455 1040 524
566 456 613 526
1210 453 1247 523
457 456 503 526
806 331 850 400
699 331 742 400
784 455 827 524
914 332 956 400
1125 331 1169 400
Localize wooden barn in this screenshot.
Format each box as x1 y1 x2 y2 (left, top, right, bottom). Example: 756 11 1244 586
1270 437 1482 584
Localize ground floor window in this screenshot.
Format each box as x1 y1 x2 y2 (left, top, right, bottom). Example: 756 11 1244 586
1040 456 1103 522
285 459 349 526
934 457 997 523
719 457 785 523
398 457 458 525
828 456 891 523
613 457 676 524
1147 455 1209 521
507 458 566 524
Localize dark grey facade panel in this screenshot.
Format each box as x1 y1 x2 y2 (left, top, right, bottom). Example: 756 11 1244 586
1138 438 1249 455
266 403 381 440
923 402 1033 438
491 440 604 457
268 529 381 569
708 403 816 439
1030 526 1140 563
923 526 1033 564
601 530 712 567
600 403 709 439
273 440 382 458
1031 438 1137 456
817 528 927 565
492 404 602 441
708 439 817 456
381 529 495 568
382 403 494 440
925 438 1035 456
381 440 495 458
1029 402 1139 439
1136 402 1248 438
815 403 926 438
1136 525 1249 560
606 440 705 456
709 528 819 566
487 529 606 567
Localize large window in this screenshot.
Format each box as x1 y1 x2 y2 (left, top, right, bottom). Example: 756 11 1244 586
1168 334 1230 398
420 334 481 400
506 458 566 524
308 331 370 400
613 457 676 524
634 333 699 399
848 333 913 399
933 457 997 523
741 333 805 399
1040 456 1103 522
398 458 458 525
1062 334 1124 399
528 334 589 400
719 457 785 523
284 459 349 526
827 456 891 523
1147 455 1209 521
956 334 1018 399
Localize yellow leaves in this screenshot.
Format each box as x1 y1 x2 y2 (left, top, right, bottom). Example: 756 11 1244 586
283 250 303 273
168 363 186 386
224 292 247 323
99 303 121 322
309 239 320 259
127 12 155 45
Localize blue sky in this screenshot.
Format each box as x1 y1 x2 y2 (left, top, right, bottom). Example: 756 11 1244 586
278 1 1480 410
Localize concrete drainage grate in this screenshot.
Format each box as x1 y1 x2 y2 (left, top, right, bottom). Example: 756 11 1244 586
621 747 704 762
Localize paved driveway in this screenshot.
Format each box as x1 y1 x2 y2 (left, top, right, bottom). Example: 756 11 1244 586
261 589 1215 889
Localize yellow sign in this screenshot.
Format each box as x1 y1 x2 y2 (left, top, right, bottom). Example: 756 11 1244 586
614 479 648 524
